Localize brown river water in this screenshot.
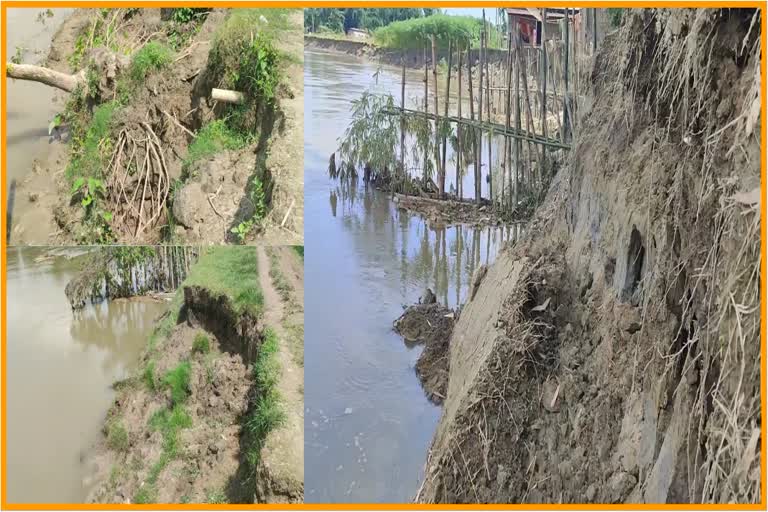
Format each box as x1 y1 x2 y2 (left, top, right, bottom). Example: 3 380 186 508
6 247 168 503
304 48 521 503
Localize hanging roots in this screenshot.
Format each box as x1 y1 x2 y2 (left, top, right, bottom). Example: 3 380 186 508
104 123 170 238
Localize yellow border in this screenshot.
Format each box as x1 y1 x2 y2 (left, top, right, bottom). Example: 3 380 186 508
1 1 766 510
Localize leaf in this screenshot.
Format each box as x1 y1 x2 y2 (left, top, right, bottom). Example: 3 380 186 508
81 195 93 207
71 177 85 194
102 211 113 222
531 297 551 313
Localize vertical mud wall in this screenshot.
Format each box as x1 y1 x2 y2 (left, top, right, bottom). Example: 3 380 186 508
418 8 761 505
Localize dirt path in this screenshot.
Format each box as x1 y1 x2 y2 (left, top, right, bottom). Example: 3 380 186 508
255 247 303 502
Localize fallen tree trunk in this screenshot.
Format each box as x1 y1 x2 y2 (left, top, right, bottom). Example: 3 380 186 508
6 63 84 92
211 88 244 104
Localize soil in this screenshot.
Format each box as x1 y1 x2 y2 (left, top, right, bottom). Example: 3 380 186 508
416 8 761 505
254 246 304 502
393 302 456 405
84 286 262 504
9 8 304 246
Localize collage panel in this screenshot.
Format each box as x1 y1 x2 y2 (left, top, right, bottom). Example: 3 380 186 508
6 245 304 504
303 5 762 506
6 7 303 246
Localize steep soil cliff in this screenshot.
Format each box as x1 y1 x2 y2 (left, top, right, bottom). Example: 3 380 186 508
418 8 762 505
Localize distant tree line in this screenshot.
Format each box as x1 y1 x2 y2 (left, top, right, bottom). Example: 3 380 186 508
304 8 442 34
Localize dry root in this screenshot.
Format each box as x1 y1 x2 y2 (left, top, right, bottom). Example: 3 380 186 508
104 123 170 238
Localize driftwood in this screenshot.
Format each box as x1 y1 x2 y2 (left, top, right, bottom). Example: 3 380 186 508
6 63 85 92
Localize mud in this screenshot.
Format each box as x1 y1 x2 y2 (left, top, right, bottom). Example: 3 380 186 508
9 8 304 245
394 302 456 405
417 8 761 505
85 283 265 504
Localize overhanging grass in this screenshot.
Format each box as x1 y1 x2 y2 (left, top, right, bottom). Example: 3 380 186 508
243 327 284 472
182 247 264 317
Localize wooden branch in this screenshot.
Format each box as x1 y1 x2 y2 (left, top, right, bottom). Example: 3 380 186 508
211 88 244 104
6 63 84 92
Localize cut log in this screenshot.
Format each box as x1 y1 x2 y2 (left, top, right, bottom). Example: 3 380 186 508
6 63 84 92
211 88 244 104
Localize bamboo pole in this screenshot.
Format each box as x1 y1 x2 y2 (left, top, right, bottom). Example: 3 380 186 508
440 38 453 198
562 8 570 143
467 43 476 201
503 20 513 212
456 45 464 200
517 34 540 193
485 23 493 204
423 45 429 183
400 53 406 192
476 12 485 205
540 9 548 181
513 17 521 212
431 35 442 197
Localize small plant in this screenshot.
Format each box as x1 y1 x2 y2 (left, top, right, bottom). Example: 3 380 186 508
143 360 157 391
162 361 191 406
106 420 129 452
71 176 105 209
171 7 211 24
192 333 210 354
230 220 254 244
250 176 267 220
206 489 228 504
10 46 24 65
129 42 172 82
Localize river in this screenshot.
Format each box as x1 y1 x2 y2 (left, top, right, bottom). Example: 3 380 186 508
304 47 518 503
6 247 168 503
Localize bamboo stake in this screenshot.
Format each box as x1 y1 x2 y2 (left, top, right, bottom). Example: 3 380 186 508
513 17 521 212
423 45 429 183
517 34 540 192
440 38 453 197
467 43 476 202
503 19 513 213
400 53 406 192
484 23 493 204
562 8 570 143
476 12 485 205
457 46 464 200
540 8 548 181
431 35 442 197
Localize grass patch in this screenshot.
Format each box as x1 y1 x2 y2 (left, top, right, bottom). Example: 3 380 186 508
192 332 210 354
143 360 157 391
293 246 304 259
242 327 284 472
183 247 263 317
129 41 172 82
106 420 129 452
183 120 248 174
286 323 304 368
206 489 228 504
162 361 191 406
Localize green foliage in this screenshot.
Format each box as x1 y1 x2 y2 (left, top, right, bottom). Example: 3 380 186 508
106 420 129 451
374 14 480 49
304 8 440 33
67 101 118 180
129 42 172 82
162 361 191 406
171 7 211 24
230 175 267 244
206 489 228 504
293 246 304 259
336 92 400 181
230 220 254 244
192 333 210 354
11 46 24 64
68 9 127 71
184 120 248 172
143 360 157 391
243 328 284 472
183 247 263 317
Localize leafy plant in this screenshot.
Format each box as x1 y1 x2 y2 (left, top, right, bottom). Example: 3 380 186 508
192 333 210 354
11 46 24 65
171 7 211 23
230 220 254 244
71 176 105 209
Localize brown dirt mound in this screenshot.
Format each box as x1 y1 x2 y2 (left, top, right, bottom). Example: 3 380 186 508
417 8 761 505
394 303 456 405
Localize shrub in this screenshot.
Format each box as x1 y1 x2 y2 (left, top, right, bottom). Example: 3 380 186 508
192 333 210 354
162 361 191 405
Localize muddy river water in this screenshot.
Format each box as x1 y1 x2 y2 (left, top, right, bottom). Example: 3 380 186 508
304 49 520 502
6 248 168 503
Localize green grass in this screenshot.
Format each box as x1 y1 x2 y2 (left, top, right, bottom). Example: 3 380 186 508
66 100 119 181
206 489 228 504
143 360 157 391
129 41 172 82
183 247 263 317
162 361 191 406
242 328 284 472
192 332 210 354
293 246 304 259
286 323 304 368
183 120 248 172
106 420 129 452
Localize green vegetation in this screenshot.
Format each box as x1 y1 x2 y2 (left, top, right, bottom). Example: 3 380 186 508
206 489 228 504
143 360 157 391
171 7 211 24
268 249 293 303
106 420 129 452
68 9 127 70
242 328 284 473
183 120 248 173
293 246 304 259
608 8 624 27
305 8 440 33
374 14 480 49
183 247 264 317
230 176 267 244
162 361 191 405
192 333 211 354
128 42 172 82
